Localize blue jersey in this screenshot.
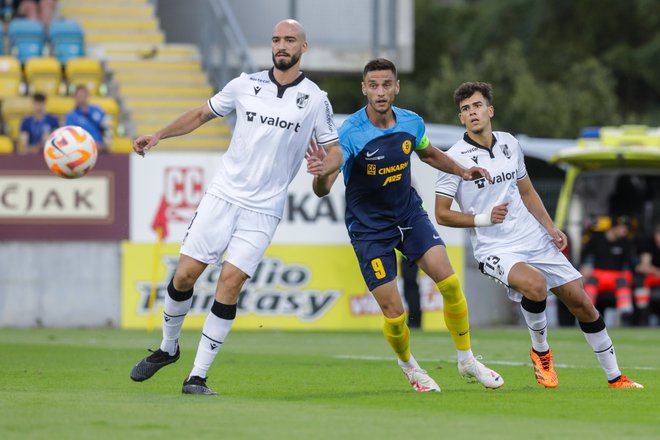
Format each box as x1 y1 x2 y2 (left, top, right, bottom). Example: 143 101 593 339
20 114 59 147
65 105 106 144
339 106 430 238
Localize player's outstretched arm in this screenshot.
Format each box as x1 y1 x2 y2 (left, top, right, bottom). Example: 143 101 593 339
133 103 216 156
435 194 507 228
306 140 342 197
416 144 491 182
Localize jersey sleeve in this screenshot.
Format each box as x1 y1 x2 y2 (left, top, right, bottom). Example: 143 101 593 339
208 76 242 117
313 92 338 146
515 139 528 180
435 166 461 199
414 115 429 150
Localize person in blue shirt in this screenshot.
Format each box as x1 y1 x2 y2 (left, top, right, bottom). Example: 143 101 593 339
65 84 112 153
306 58 503 392
18 92 59 154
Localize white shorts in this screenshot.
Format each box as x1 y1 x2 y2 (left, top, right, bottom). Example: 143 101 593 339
180 194 280 277
477 244 581 302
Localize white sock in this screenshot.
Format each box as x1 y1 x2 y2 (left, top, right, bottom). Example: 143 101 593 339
159 286 193 355
398 353 420 369
520 299 550 353
580 318 621 381
457 349 474 363
189 305 235 378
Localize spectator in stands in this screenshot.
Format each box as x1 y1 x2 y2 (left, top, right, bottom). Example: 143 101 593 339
65 84 112 153
18 92 59 154
634 222 660 325
13 0 55 27
580 216 635 325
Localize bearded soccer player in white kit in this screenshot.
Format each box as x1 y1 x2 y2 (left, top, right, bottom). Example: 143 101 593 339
434 81 643 389
129 19 339 395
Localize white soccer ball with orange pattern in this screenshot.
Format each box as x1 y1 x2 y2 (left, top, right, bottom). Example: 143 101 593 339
43 125 98 179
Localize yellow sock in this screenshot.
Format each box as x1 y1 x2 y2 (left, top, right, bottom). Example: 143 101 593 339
437 274 471 351
383 313 411 363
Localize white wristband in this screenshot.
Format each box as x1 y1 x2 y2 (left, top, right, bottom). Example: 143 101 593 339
474 213 493 227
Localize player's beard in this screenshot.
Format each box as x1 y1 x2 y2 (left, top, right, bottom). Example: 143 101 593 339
272 51 301 71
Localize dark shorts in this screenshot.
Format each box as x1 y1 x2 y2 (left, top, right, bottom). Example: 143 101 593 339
349 209 445 291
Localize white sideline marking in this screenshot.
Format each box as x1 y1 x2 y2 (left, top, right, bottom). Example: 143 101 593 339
334 355 659 371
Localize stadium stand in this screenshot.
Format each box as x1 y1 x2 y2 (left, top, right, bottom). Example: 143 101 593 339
58 0 231 150
8 18 45 63
24 56 62 95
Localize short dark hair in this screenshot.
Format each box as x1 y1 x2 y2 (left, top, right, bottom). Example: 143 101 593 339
33 93 46 103
363 58 397 79
454 81 493 107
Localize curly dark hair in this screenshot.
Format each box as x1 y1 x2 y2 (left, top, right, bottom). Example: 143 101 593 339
453 82 493 107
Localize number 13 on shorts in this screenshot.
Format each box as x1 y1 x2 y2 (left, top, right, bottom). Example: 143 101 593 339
371 258 386 279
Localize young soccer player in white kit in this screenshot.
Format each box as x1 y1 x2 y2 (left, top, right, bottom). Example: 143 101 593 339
129 19 339 395
434 81 643 389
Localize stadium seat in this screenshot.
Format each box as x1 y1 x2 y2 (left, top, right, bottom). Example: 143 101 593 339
109 136 134 154
1 96 32 139
8 18 45 63
48 20 85 64
0 55 22 98
0 135 14 153
44 95 75 124
65 57 103 95
24 57 62 95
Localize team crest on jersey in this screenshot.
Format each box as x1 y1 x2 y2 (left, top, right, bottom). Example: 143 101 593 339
296 92 310 108
367 164 377 175
402 140 412 154
500 144 511 159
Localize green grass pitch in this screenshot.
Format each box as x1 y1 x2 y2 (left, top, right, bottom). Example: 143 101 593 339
1 327 657 439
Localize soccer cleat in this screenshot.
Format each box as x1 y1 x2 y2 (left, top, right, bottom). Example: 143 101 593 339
530 348 558 388
608 375 644 389
458 357 504 389
130 347 180 382
401 365 441 392
182 375 218 395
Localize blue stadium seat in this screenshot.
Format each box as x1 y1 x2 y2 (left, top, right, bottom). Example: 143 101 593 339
8 18 45 63
48 20 85 64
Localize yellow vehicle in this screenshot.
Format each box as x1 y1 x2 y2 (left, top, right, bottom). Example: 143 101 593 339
550 125 660 325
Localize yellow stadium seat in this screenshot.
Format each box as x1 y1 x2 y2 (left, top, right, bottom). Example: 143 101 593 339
109 136 134 154
1 96 32 139
45 95 75 123
89 96 120 135
65 57 103 96
0 135 15 153
24 57 63 96
0 55 22 98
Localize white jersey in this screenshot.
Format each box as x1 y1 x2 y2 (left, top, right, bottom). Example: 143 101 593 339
435 131 553 260
206 69 338 218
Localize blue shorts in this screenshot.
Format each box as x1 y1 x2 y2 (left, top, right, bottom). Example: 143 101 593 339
349 209 445 291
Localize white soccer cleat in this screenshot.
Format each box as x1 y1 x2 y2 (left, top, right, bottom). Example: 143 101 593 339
401 365 441 392
458 357 504 389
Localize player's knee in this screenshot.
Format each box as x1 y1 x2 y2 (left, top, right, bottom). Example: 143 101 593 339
567 292 599 321
520 275 547 301
173 270 198 291
437 273 463 303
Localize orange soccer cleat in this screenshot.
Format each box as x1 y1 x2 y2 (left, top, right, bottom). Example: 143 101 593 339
608 375 644 389
530 348 558 388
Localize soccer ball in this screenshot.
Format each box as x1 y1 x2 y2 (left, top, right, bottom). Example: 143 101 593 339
43 125 98 179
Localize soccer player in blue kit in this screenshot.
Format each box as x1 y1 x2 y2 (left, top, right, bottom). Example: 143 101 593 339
306 58 503 392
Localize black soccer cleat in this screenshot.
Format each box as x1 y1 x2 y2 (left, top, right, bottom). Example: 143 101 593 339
130 347 180 382
182 375 218 395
